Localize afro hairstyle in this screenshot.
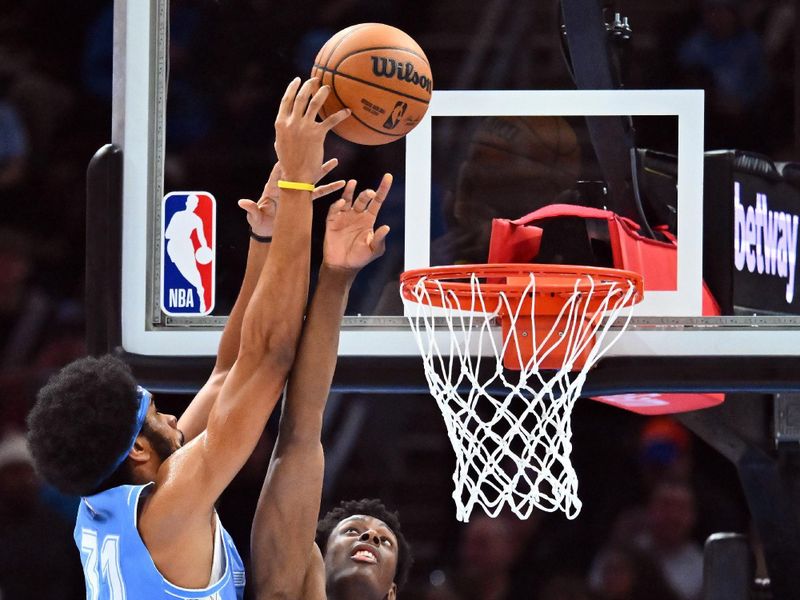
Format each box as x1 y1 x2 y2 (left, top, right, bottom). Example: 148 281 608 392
26 354 140 496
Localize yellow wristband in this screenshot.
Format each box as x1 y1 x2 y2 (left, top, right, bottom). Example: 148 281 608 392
277 180 315 192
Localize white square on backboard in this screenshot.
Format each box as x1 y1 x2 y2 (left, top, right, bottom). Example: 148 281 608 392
404 89 705 318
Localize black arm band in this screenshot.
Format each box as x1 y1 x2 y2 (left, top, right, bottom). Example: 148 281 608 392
248 226 272 244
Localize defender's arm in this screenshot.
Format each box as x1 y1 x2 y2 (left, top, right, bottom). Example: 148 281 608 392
251 175 392 599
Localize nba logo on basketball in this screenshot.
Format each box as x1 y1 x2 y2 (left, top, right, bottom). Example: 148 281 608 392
161 192 216 316
383 101 408 130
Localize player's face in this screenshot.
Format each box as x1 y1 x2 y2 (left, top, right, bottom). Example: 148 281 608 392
143 401 184 463
324 515 399 599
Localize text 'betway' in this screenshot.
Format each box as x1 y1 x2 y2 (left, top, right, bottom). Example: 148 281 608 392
734 181 799 303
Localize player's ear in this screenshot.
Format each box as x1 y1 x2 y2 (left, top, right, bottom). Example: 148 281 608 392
128 434 151 464
385 582 397 600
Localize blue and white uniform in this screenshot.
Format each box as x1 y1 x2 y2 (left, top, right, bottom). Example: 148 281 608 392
74 483 245 600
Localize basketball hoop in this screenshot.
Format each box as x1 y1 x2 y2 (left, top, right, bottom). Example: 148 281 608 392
400 264 643 520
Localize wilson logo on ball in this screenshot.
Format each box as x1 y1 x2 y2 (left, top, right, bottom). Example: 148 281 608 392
370 57 432 93
312 23 433 145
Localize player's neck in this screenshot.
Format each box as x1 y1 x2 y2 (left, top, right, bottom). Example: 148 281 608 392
128 458 161 486
327 580 389 600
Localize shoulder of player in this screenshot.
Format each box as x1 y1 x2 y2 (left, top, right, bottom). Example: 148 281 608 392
140 438 216 524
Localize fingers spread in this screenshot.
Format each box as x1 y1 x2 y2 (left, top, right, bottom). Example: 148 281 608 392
353 189 375 212
291 77 319 119
278 78 301 118
327 198 348 219
341 179 357 204
372 224 391 255
258 197 277 210
312 179 346 200
321 107 351 131
305 84 331 119
237 199 258 214
317 158 339 181
367 173 393 215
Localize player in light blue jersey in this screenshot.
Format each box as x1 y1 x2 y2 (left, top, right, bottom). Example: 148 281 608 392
26 77 351 600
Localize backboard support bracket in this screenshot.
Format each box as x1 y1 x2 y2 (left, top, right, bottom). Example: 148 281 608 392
775 393 800 446
677 399 800 600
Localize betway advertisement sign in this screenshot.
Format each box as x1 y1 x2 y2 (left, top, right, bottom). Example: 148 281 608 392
733 180 800 308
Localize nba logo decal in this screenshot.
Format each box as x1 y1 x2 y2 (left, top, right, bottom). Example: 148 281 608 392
161 192 216 316
383 101 408 129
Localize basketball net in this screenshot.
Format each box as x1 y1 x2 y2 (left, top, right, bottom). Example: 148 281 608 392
402 267 640 521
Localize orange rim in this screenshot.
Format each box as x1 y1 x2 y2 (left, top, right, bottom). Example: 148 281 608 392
400 263 644 311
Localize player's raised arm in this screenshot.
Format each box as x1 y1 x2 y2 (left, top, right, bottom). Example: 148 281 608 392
138 78 351 559
251 173 393 600
177 159 345 443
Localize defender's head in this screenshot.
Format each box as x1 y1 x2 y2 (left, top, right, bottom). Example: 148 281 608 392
316 499 412 599
26 355 182 497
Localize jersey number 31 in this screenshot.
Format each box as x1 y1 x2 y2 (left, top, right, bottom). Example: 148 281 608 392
81 528 126 600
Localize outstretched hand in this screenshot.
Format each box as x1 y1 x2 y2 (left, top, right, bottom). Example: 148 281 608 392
238 159 346 238
323 173 393 272
274 77 349 184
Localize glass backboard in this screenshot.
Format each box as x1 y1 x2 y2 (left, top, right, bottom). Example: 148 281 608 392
94 0 800 394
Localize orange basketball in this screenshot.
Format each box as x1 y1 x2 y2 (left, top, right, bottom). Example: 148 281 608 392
311 23 433 146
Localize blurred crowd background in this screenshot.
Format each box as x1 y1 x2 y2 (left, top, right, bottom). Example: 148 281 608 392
0 0 796 598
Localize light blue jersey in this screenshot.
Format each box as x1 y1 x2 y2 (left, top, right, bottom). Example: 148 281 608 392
74 483 245 600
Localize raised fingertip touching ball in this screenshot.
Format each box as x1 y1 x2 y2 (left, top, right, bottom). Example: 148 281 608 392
311 23 433 146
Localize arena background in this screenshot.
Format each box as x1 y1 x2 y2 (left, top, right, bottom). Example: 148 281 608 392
1 1 797 598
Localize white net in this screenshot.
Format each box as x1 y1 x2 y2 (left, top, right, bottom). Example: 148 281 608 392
404 270 638 521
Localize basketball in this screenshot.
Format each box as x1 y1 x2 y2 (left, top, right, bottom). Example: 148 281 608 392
311 23 433 145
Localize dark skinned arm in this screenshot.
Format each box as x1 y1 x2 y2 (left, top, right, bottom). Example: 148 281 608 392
177 160 345 443
250 174 393 600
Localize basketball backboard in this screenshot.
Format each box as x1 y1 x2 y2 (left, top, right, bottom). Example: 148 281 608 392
89 0 800 396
